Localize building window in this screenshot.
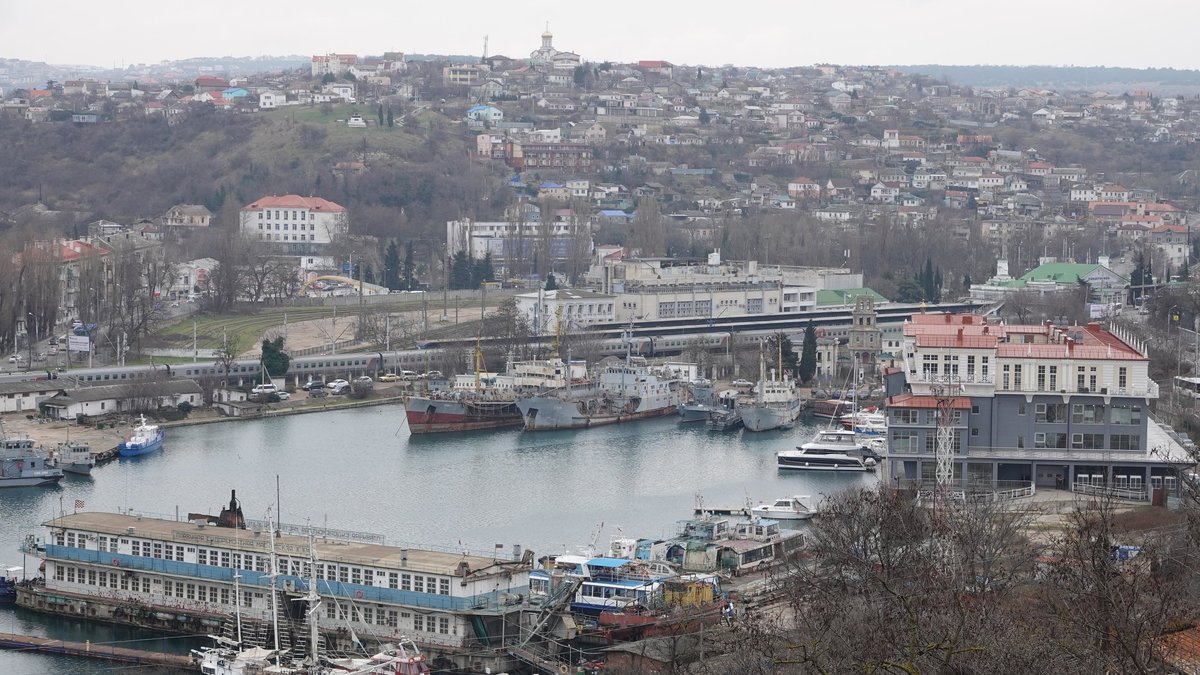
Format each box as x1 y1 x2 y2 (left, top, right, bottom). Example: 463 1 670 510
1048 366 1057 391
1035 403 1067 423
439 578 450 595
388 572 398 589
401 573 411 591
1013 365 1022 389
1072 404 1103 424
1118 367 1128 389
1111 404 1142 425
1071 433 1104 449
1002 365 1010 390
1037 366 1046 391
1111 434 1141 451
891 430 917 452
1035 432 1067 449
893 409 918 425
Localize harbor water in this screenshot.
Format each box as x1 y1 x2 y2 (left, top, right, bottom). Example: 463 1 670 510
0 406 875 673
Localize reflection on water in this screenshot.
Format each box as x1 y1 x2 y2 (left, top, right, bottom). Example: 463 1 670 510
0 406 874 671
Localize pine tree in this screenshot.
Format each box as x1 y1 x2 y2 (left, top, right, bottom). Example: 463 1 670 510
377 104 384 126
450 250 472 290
383 240 401 290
402 241 415 290
261 337 291 377
386 108 394 128
544 273 558 291
799 322 818 384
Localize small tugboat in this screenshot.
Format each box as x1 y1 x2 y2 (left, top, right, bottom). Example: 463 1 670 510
53 440 94 475
118 415 164 457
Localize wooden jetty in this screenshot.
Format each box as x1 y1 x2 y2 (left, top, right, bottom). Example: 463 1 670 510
0 631 195 669
694 506 749 516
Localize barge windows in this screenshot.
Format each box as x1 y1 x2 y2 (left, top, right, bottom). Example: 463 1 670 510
363 607 373 624
401 573 411 591
197 586 207 602
141 577 150 593
198 549 208 566
119 574 128 591
414 614 425 631
439 578 450 595
388 572 398 589
413 575 425 593
220 588 230 605
338 566 348 583
439 617 450 634
87 570 96 585
54 565 64 581
98 572 107 588
66 532 77 548
387 610 399 628
175 581 184 597
153 542 163 559
351 567 362 584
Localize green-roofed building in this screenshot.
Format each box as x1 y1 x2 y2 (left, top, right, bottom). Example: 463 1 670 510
814 287 889 308
970 259 1127 307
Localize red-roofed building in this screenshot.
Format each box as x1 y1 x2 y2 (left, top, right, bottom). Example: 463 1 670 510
194 76 229 93
883 312 1184 497
311 53 359 77
239 195 348 253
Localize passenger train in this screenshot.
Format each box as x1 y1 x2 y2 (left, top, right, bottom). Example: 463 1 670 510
32 301 983 386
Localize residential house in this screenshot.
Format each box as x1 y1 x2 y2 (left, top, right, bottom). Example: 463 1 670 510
239 195 348 254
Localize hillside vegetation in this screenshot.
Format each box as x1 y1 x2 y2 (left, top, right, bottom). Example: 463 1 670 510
0 104 506 241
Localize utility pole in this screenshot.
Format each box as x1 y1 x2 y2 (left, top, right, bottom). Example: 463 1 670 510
192 319 197 362
442 251 449 322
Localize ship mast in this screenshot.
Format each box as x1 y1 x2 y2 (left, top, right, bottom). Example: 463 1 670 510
474 330 483 392
758 340 766 403
551 307 563 359
304 529 322 668
267 508 282 667
777 336 783 383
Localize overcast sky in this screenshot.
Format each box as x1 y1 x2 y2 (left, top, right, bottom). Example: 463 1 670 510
4 1 1200 70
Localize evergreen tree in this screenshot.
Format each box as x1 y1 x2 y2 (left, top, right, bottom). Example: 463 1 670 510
479 252 495 284
377 103 384 126
261 337 291 377
386 108 394 127
544 273 558 291
383 240 401 290
402 241 415 290
1180 260 1190 282
363 266 376 285
963 273 973 290
799 322 818 384
450 250 472 289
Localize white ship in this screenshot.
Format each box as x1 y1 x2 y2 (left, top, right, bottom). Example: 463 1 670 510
738 342 801 432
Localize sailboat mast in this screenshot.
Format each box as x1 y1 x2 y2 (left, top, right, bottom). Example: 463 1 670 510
268 508 282 666
306 529 321 666
777 337 783 382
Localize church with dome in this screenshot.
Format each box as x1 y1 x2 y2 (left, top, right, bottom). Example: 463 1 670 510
529 26 581 70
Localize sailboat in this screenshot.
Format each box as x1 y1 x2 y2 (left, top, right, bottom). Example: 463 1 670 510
737 340 802 432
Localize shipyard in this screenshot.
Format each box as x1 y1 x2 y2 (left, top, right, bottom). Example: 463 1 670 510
4 9 1200 674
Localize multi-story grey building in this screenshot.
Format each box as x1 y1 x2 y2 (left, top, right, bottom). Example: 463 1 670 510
884 313 1189 496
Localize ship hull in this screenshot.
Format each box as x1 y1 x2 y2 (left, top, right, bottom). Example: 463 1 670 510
0 474 64 487
405 397 522 434
118 436 163 457
518 397 681 430
739 400 802 432
61 462 94 476
677 403 714 423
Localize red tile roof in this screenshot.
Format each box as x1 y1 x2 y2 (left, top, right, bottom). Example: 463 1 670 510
242 195 346 212
887 393 971 410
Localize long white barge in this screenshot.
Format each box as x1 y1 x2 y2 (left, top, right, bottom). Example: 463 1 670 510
18 492 536 673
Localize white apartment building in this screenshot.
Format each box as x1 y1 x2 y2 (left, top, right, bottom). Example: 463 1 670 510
240 195 348 254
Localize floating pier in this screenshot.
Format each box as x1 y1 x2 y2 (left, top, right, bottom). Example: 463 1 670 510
0 631 195 669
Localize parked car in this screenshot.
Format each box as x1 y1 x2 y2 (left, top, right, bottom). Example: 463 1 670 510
398 371 418 381
251 383 278 395
7 355 20 364
731 379 753 388
420 370 443 380
330 382 351 395
302 380 325 391
325 379 350 390
355 375 373 384
275 391 291 401
308 388 328 399
377 373 401 382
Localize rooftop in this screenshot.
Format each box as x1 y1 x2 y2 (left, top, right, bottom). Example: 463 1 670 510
242 195 346 213
46 512 515 577
905 314 1146 361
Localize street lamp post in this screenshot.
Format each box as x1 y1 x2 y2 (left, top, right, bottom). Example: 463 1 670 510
26 312 36 372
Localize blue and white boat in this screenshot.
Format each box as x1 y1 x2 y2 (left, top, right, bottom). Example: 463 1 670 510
118 415 164 457
530 555 673 616
0 566 21 603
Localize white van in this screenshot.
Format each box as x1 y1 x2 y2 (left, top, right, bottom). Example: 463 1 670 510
251 383 278 395
399 370 418 381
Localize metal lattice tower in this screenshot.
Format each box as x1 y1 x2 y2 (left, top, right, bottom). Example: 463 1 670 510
930 381 964 499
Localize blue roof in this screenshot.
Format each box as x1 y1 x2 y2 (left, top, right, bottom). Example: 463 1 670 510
540 181 563 188
467 104 497 113
599 209 632 218
586 557 632 568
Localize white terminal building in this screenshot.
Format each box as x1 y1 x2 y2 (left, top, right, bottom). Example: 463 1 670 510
586 250 863 323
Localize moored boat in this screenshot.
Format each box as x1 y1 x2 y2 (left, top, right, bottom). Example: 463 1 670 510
738 342 803 432
518 357 685 431
53 440 95 475
0 566 20 603
405 396 523 433
750 496 816 520
118 415 164 457
0 427 64 488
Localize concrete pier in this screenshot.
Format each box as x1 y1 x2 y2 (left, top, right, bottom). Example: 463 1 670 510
0 630 195 669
